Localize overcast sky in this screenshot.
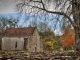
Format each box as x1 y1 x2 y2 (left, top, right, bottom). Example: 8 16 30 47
0 0 19 14
0 0 56 14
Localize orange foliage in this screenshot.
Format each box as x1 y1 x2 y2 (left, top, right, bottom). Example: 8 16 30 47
62 29 75 48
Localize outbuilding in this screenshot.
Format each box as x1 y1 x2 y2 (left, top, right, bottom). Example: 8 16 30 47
2 27 43 52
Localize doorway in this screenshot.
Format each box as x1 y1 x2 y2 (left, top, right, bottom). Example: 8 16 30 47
24 38 28 50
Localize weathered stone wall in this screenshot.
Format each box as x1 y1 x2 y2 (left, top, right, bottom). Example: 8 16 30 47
28 29 43 52
2 37 24 50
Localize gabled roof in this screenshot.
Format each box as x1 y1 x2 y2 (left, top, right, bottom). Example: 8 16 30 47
3 27 35 37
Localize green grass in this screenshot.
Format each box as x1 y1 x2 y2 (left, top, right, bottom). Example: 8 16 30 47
65 50 74 52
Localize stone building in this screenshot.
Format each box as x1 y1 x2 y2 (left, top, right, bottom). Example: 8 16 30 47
2 27 43 52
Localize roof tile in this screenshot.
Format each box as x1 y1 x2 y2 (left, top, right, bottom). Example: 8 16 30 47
3 27 35 37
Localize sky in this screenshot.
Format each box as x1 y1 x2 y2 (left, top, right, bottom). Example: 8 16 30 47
0 0 19 14
0 0 56 14
0 0 25 27
0 0 63 35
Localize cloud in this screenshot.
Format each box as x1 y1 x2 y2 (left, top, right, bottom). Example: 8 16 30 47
0 0 18 14
54 29 63 36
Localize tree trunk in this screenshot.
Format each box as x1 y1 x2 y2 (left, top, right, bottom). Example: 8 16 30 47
75 27 80 51
72 0 80 51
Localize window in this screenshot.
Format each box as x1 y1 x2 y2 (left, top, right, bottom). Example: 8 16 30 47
15 41 17 48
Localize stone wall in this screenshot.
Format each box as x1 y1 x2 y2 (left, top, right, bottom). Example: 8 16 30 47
2 37 24 50
28 29 43 52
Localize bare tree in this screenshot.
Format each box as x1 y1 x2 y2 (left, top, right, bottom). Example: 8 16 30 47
17 0 80 51
0 16 19 29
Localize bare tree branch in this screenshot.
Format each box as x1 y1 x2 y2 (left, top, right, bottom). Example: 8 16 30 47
25 4 75 27
17 0 75 27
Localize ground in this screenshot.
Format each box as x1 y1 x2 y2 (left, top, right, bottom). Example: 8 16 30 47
0 51 80 60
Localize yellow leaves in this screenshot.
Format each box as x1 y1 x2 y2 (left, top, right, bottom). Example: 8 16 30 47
42 29 63 51
43 41 54 51
42 29 57 51
45 41 53 48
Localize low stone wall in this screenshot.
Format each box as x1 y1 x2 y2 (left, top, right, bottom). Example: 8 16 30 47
0 51 80 60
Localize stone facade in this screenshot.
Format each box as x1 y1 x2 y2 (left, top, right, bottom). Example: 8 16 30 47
2 27 43 52
28 29 43 52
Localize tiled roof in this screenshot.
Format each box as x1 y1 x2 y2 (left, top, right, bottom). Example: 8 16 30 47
3 27 35 37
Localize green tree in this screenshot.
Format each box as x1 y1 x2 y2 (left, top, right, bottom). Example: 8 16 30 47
54 36 63 50
0 17 19 29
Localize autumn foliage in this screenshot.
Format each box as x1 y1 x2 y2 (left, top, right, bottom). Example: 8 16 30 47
41 29 57 51
62 27 75 49
43 41 54 51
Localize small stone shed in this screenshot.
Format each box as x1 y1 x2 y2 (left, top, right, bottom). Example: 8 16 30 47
2 27 43 52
